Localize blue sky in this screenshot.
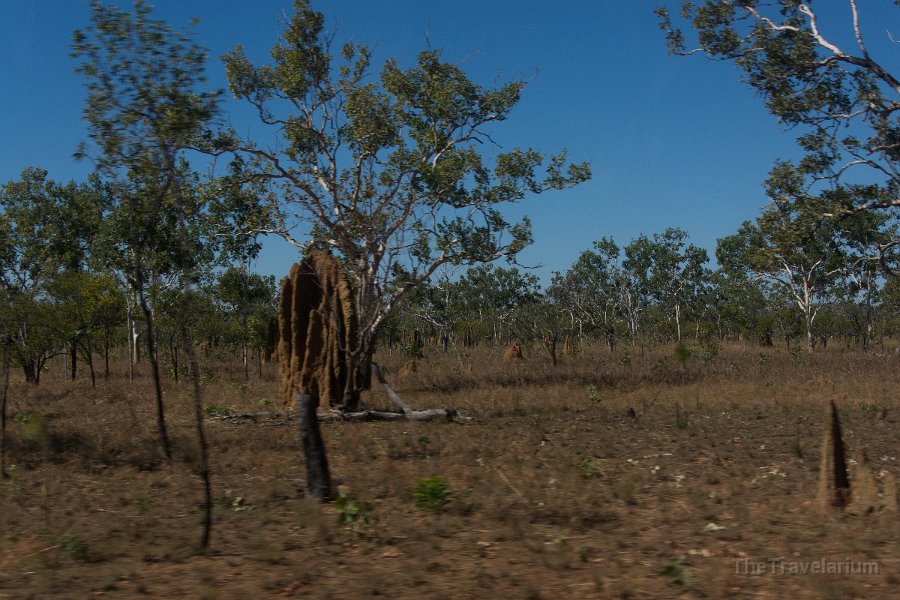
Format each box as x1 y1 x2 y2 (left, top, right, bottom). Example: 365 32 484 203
3 1 894 284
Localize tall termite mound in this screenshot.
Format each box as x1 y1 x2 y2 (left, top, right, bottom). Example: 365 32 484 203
817 400 851 509
278 250 359 411
277 250 359 500
816 399 899 514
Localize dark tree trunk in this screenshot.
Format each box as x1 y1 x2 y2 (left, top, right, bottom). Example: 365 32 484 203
171 339 179 383
70 340 78 381
296 393 332 501
138 290 171 459
104 329 110 380
187 332 212 549
84 344 96 388
544 336 558 367
23 360 39 385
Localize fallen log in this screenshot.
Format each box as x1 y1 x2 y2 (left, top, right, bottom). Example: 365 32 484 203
319 408 470 423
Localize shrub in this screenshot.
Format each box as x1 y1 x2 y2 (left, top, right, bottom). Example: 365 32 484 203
414 476 454 512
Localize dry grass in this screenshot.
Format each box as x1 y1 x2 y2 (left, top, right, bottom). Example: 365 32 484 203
1 341 898 598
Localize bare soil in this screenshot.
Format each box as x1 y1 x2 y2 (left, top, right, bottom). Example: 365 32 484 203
1 343 897 599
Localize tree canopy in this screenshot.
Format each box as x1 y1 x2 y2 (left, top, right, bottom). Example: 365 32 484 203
218 0 590 399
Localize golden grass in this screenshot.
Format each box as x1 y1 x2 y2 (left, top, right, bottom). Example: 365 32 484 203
0 340 898 598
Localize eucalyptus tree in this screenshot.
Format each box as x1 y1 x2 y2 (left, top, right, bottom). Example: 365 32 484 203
716 167 850 352
623 228 710 342
214 266 277 372
705 269 775 343
0 169 108 383
548 238 627 349
206 158 275 378
834 189 899 348
657 1 900 256
73 0 218 545
219 0 589 407
453 265 542 344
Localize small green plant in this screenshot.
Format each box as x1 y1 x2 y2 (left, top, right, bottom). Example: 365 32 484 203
675 404 689 430
335 492 374 532
661 556 694 586
789 345 807 365
586 384 599 402
416 436 432 456
673 343 692 369
3 464 19 493
204 405 233 417
791 438 804 459
619 352 631 366
259 398 274 408
60 532 89 561
577 457 602 479
231 382 249 394
414 476 454 512
700 339 719 364
16 412 50 446
858 400 879 419
135 493 155 513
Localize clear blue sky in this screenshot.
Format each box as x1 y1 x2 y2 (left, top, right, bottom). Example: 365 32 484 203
3 1 893 284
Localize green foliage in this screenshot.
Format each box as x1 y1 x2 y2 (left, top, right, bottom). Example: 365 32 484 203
2 464 19 494
858 401 879 420
135 493 155 513
585 384 600 403
335 492 374 532
60 532 89 561
673 342 692 368
204 405 233 417
221 0 589 394
659 1 900 272
16 412 50 446
577 457 602 479
413 476 454 512
700 339 719 364
660 556 694 586
791 439 804 459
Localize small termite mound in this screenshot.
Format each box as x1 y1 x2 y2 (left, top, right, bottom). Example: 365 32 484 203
503 341 524 362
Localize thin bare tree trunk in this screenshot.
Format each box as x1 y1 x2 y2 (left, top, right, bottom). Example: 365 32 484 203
1 357 8 479
186 328 212 548
85 344 96 388
137 287 171 459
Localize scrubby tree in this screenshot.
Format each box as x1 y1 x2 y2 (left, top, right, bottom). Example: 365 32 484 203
0 169 108 383
623 228 709 342
219 0 590 407
717 167 850 352
548 238 628 349
73 0 219 545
